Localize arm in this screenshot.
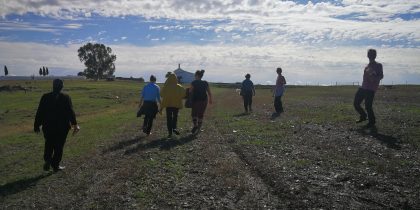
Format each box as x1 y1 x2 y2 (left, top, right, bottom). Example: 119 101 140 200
34 95 45 133
251 81 256 96
139 88 145 108
67 96 77 126
156 87 161 104
283 76 287 85
376 64 384 80
67 96 80 134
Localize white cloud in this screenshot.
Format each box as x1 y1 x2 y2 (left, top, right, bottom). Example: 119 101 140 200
0 21 58 33
1 1 419 44
62 23 82 29
1 41 419 84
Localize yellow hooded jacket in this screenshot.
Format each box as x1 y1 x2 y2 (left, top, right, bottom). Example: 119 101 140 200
160 73 186 109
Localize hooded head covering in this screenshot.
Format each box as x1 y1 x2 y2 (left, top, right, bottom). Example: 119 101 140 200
164 73 178 87
53 79 63 93
160 72 186 109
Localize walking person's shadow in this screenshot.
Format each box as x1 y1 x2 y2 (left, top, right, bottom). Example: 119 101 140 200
356 125 401 150
124 134 197 155
1 173 52 197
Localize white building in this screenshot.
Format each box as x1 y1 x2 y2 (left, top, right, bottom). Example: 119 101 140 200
173 64 195 84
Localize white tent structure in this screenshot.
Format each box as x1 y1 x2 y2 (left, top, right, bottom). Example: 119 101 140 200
173 64 194 84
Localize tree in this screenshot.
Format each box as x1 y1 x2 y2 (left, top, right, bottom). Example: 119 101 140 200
42 67 46 76
77 43 117 80
46 67 49 76
77 72 85 77
39 68 42 76
4 65 8 76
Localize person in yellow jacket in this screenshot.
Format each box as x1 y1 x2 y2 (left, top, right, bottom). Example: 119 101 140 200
160 72 186 138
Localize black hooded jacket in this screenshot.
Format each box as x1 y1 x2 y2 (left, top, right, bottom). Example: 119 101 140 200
34 92 77 132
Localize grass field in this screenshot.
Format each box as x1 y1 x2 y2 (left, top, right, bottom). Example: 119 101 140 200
1 79 419 209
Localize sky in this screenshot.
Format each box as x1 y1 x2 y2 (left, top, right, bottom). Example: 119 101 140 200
0 0 419 84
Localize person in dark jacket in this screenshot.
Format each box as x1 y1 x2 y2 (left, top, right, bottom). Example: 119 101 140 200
240 73 255 113
34 79 79 172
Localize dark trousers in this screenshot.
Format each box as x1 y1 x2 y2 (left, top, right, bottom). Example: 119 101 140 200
274 96 284 113
243 94 253 112
143 115 154 134
43 129 68 169
192 100 208 127
166 107 179 135
141 101 158 134
354 88 376 124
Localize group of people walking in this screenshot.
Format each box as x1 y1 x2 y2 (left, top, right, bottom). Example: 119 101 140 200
34 49 383 172
138 69 212 138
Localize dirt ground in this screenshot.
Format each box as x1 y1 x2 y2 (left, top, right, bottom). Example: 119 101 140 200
1 86 420 209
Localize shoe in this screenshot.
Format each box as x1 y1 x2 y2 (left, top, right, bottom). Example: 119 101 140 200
167 134 172 139
53 166 65 172
43 162 50 171
356 117 367 123
146 132 152 136
173 129 180 135
191 126 198 134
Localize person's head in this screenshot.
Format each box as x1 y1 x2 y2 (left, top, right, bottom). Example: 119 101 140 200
195 69 205 80
245 74 251 79
276 67 282 75
52 79 63 93
165 72 178 86
367 49 377 61
150 75 156 83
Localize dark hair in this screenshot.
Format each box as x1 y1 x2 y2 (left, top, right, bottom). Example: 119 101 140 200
195 69 205 78
367 49 377 59
245 74 251 79
276 67 282 74
53 79 63 93
150 75 156 82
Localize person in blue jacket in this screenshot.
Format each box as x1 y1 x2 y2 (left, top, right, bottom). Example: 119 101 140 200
138 75 161 135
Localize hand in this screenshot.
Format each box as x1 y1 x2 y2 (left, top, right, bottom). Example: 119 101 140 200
34 127 40 134
72 125 80 136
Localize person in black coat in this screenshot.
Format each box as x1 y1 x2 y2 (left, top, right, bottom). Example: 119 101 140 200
34 79 79 172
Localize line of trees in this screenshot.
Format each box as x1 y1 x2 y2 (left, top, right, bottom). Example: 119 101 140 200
39 66 49 76
5 42 117 80
3 65 51 76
